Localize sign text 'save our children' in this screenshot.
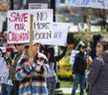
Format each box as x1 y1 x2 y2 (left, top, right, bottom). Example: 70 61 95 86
7 10 30 44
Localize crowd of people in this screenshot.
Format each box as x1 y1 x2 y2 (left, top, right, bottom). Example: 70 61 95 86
71 37 108 95
0 36 108 95
0 43 67 95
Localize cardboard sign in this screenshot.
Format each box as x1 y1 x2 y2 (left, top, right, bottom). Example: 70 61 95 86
7 9 53 44
31 9 53 22
33 23 69 46
7 10 30 44
32 9 54 45
68 0 108 9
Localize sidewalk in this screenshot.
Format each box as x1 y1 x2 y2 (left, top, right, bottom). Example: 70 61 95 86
57 87 87 95
60 88 79 94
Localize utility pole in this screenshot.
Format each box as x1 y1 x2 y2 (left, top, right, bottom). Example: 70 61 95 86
50 0 56 21
10 0 14 10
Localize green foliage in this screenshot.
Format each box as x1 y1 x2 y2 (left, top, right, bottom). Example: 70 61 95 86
58 71 72 80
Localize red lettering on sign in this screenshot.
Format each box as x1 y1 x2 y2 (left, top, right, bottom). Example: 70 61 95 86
15 23 25 30
8 32 29 42
9 12 28 22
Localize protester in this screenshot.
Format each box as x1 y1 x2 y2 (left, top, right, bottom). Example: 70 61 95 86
5 47 15 80
46 46 67 95
46 47 57 95
16 57 32 95
32 52 48 95
0 49 13 95
13 44 26 95
88 41 108 95
4 48 14 95
71 44 87 95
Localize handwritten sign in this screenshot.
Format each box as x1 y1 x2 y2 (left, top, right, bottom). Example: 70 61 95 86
33 23 69 46
7 9 53 44
32 9 54 44
31 9 53 33
31 9 53 23
68 0 108 9
7 10 30 44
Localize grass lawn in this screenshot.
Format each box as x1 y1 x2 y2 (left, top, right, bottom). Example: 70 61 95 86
60 80 72 95
60 80 72 88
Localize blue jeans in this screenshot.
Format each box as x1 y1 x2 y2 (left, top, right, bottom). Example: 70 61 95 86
1 84 13 95
71 74 86 95
47 77 57 95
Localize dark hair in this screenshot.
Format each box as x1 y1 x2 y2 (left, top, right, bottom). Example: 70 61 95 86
20 58 29 65
33 53 45 74
0 49 2 53
47 48 54 55
33 53 38 63
102 42 108 51
96 41 108 51
0 49 3 56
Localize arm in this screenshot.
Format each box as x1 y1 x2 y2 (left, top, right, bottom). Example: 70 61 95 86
32 63 44 74
88 58 102 86
16 61 32 81
55 47 67 62
72 54 79 74
16 63 26 81
43 64 49 77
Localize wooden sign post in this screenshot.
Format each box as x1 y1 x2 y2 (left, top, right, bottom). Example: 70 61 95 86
29 14 33 58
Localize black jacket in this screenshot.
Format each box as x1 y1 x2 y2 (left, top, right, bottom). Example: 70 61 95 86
48 47 67 72
88 51 108 95
73 52 87 74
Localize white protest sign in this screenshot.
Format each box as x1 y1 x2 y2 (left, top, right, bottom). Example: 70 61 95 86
68 0 108 9
33 23 69 46
32 9 53 35
31 9 53 23
7 10 30 44
7 9 53 44
32 9 53 44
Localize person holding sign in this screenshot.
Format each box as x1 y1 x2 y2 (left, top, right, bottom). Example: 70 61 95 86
13 44 28 95
16 57 32 95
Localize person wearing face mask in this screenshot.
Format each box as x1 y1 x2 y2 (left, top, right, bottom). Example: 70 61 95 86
32 52 48 95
